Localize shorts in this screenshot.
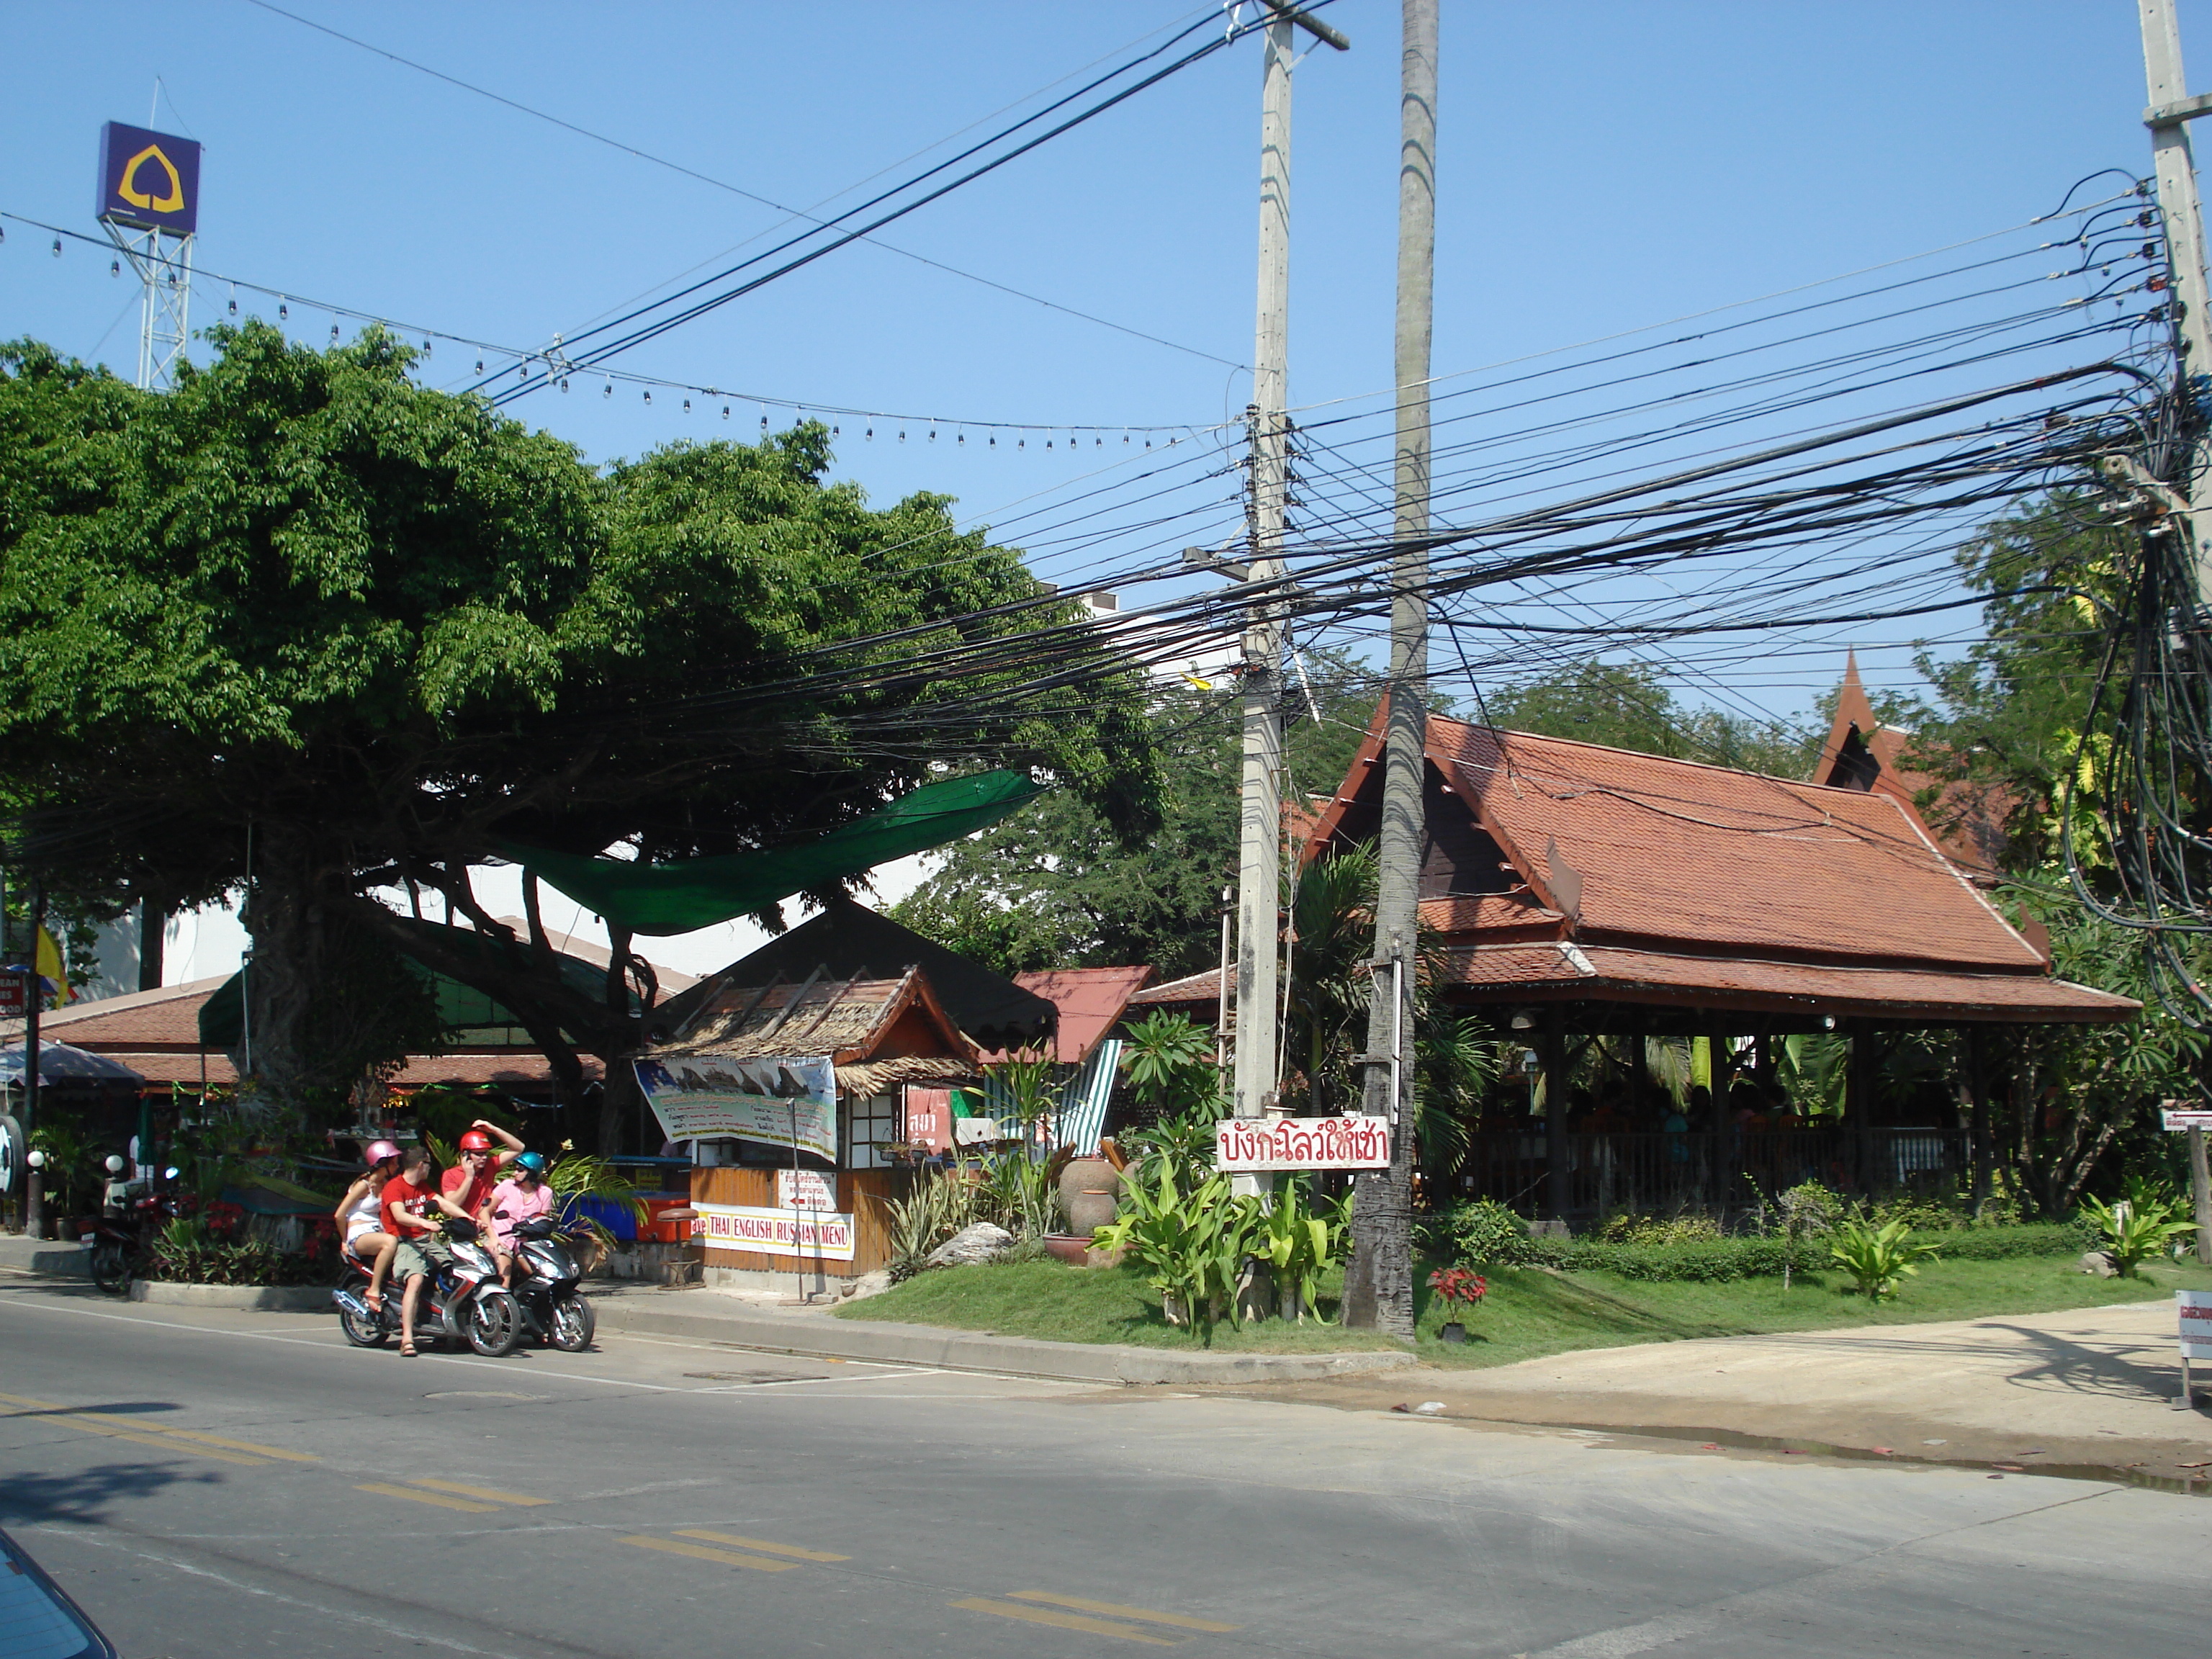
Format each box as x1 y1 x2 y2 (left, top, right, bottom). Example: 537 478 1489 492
392 1236 457 1281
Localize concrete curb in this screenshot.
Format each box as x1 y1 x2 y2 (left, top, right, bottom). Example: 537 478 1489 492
0 1236 91 1280
591 1295 1417 1385
126 1280 332 1313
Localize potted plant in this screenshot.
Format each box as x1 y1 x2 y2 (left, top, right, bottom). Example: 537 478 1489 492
1427 1265 1488 1341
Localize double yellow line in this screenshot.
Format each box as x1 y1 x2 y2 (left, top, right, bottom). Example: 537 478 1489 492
355 1478 549 1514
0 1391 317 1467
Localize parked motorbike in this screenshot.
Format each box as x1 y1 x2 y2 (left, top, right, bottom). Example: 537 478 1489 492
333 1217 521 1356
505 1216 597 1352
83 1155 179 1295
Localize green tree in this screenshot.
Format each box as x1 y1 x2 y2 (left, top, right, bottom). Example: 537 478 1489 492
1485 660 1817 776
0 328 1158 1132
891 647 1403 978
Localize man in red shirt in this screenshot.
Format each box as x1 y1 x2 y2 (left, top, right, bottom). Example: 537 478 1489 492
441 1119 524 1231
382 1147 472 1357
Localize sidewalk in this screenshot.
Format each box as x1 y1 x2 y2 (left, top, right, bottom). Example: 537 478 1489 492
0 1233 89 1279
1236 1298 2212 1484
587 1280 1419 1386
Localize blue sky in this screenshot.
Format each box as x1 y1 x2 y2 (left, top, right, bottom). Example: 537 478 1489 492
2 1 2201 979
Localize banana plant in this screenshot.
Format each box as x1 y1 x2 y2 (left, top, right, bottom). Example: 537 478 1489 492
1254 1178 1349 1322
2079 1194 2196 1276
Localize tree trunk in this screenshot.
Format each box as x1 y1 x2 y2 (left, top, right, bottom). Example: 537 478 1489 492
235 824 356 1116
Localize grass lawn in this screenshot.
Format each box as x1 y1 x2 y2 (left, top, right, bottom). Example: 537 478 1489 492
835 1252 2212 1367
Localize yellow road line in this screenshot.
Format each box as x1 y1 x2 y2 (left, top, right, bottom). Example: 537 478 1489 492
355 1482 500 1514
674 1529 848 1563
94 1424 317 1462
950 1598 1179 1645
408 1478 548 1506
1006 1591 1241 1633
0 1392 308 1466
1 1405 269 1466
619 1535 796 1573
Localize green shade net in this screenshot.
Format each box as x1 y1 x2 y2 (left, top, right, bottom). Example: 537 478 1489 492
197 925 633 1051
497 769 1045 938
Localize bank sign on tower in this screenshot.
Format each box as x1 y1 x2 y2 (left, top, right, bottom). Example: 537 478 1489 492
96 122 200 235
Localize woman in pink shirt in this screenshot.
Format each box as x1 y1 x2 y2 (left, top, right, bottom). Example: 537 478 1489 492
487 1151 558 1285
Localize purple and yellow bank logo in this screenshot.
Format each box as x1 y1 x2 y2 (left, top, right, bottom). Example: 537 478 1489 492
96 122 201 235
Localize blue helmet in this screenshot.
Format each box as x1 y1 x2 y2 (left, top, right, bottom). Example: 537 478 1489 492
514 1150 548 1176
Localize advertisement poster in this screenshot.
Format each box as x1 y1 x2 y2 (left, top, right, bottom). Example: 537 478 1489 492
635 1053 836 1162
1215 1116 1391 1172
691 1202 856 1262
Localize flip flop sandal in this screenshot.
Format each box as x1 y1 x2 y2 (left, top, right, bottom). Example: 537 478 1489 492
399 1343 419 1357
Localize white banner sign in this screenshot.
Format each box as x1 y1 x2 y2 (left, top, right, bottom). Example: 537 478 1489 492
777 1169 838 1211
637 1054 837 1162
2180 1290 2212 1361
691 1201 856 1262
1215 1116 1390 1172
2160 1107 2212 1131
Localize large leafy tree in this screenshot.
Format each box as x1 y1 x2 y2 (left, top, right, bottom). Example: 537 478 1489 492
1484 660 1817 776
0 327 1158 1132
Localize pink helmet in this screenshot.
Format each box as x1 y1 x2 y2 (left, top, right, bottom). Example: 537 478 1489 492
365 1140 403 1167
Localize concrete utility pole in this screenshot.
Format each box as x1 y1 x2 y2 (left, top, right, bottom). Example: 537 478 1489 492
1232 4 1346 1184
2141 0 2212 597
1345 0 1437 1335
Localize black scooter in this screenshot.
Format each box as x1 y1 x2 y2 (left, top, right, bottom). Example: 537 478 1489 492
505 1215 597 1352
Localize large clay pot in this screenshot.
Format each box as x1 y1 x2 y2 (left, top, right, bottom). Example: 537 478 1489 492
1058 1157 1122 1236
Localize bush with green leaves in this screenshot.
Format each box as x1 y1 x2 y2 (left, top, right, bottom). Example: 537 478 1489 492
1597 1211 1722 1246
1422 1200 1538 1266
1829 1217 1941 1300
2077 1194 2196 1277
1254 1178 1350 1322
1090 1163 1262 1340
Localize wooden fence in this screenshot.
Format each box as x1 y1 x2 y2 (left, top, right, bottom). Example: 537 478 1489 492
691 1166 903 1278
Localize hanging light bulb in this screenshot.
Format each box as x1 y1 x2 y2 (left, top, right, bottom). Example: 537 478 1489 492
1094 436 1103 447
957 431 965 445
475 358 485 374
50 236 62 257
1123 434 1130 444
1018 438 1026 449
928 427 937 441
109 258 120 277
643 390 652 405
683 398 691 413
1145 438 1152 449
989 435 997 448
603 379 613 397
228 297 238 315
898 429 907 442
278 302 288 320
721 405 729 420
421 338 432 358
1046 439 1053 450
866 426 873 440
330 325 341 343
832 423 840 437
760 412 769 432
560 379 570 393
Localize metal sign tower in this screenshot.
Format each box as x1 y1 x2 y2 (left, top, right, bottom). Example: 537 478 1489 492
94 121 202 391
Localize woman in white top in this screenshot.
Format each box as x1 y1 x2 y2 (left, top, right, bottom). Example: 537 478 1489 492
333 1141 403 1311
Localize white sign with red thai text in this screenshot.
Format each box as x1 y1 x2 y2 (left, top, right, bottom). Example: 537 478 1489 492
2180 1290 2212 1360
1215 1116 1390 1172
691 1201 855 1262
2160 1107 2212 1131
776 1169 837 1211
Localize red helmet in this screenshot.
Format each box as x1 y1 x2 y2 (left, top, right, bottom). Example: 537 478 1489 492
364 1140 402 1166
457 1130 495 1153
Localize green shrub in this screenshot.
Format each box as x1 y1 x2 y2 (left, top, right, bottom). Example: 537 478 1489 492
1830 1217 1940 1300
1597 1211 1722 1246
1423 1200 1537 1266
2078 1195 2196 1277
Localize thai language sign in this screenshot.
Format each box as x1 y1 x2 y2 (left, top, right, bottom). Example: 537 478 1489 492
777 1169 838 1211
691 1201 855 1262
2180 1290 2212 1361
2160 1107 2212 1131
1215 1116 1390 1172
635 1054 836 1162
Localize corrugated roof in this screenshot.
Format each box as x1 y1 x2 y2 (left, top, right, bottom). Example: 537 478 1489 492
1126 967 1225 1010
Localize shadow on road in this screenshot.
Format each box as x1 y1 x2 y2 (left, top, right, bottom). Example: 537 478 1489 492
0 1460 220 1525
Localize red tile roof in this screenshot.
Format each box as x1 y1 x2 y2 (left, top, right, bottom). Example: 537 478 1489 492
1304 703 2136 1026
1126 967 1226 1012
1809 653 2008 878
979 966 1156 1064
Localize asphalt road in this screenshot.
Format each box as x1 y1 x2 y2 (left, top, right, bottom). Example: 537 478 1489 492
1 1277 2204 1659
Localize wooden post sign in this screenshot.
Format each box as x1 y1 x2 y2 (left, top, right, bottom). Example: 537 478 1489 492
1215 1116 1390 1172
2177 1290 2212 1408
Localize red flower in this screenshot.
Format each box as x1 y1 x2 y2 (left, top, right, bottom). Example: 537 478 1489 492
1427 1266 1488 1307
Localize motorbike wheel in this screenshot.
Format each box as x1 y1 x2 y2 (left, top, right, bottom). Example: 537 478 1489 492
89 1242 131 1297
338 1300 389 1348
464 1288 521 1357
549 1295 595 1353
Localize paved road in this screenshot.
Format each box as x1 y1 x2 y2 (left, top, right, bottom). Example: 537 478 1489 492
1 1278 2205 1659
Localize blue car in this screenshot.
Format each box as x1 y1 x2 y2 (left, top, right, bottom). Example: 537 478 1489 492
0 1526 120 1659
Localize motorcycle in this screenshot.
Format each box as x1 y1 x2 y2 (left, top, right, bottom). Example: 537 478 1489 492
333 1217 521 1357
505 1216 597 1352
83 1156 179 1296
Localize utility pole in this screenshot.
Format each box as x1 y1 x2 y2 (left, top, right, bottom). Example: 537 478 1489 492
1231 4 1347 1190
2141 0 2212 597
1344 0 1437 1336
